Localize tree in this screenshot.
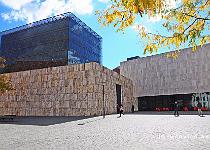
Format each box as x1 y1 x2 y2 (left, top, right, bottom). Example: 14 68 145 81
0 57 12 93
96 0 210 58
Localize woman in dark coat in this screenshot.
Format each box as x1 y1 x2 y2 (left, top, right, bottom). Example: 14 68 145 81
131 105 134 113
119 105 124 117
197 101 203 116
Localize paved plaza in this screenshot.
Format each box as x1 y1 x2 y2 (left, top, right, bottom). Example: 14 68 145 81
0 113 210 150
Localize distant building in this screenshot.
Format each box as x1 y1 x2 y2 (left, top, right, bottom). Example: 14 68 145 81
0 12 102 73
113 66 120 74
127 56 140 61
120 44 210 111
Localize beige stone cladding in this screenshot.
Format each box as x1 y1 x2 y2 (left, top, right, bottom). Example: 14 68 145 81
120 43 210 97
0 62 135 116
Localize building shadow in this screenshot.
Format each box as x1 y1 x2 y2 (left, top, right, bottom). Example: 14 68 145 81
127 111 210 115
0 116 93 126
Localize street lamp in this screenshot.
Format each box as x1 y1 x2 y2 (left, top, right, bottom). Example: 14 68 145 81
102 84 105 119
100 81 106 119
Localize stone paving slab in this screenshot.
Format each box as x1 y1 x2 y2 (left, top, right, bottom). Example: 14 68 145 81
0 114 210 150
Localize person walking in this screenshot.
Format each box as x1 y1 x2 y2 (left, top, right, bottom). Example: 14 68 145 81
131 104 134 113
117 104 120 114
174 101 179 117
197 101 203 116
119 105 124 117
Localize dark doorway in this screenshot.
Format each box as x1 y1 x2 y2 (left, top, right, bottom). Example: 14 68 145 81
138 93 193 111
138 97 148 111
116 84 121 113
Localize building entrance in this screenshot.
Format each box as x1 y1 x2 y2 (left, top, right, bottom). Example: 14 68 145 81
116 84 121 113
138 93 194 111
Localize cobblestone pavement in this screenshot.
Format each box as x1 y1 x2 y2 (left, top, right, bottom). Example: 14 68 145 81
0 114 210 150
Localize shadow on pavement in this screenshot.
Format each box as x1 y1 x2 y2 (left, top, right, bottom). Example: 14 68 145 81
0 116 93 126
128 111 210 115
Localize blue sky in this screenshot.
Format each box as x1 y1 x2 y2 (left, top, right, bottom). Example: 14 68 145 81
0 0 176 69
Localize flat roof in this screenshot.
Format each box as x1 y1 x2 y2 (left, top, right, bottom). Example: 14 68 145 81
121 43 210 64
0 12 102 40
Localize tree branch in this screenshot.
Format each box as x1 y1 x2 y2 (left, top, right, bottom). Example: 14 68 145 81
182 13 210 21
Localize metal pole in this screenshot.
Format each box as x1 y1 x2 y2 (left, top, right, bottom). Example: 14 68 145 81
102 84 105 119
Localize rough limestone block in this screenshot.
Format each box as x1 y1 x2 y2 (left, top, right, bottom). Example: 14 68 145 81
64 80 69 87
0 62 134 116
71 101 76 108
87 85 94 93
80 101 87 109
85 63 92 70
95 63 101 71
73 64 79 72
76 101 82 108
79 64 85 71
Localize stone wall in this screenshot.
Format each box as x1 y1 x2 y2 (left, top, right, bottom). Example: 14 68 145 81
120 44 210 97
0 62 135 116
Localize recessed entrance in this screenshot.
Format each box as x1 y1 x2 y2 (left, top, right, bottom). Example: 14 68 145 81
116 84 122 113
138 93 196 111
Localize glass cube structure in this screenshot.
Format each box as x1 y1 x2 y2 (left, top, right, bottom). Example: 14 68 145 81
0 12 102 73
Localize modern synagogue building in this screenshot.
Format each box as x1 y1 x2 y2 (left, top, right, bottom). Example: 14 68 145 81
120 44 210 111
0 12 102 73
0 13 136 117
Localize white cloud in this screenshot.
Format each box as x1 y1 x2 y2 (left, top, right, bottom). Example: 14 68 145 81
132 23 151 33
98 0 109 3
165 0 181 9
1 13 10 20
147 0 181 23
0 0 33 10
148 15 162 22
63 0 93 15
0 0 94 23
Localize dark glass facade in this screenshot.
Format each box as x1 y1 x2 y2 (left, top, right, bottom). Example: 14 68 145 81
0 12 102 73
68 17 101 64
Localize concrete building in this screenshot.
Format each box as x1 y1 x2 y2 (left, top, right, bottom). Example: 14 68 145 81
0 12 102 73
0 62 136 116
120 44 210 111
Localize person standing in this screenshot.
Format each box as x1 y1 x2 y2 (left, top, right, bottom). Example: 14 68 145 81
131 104 134 113
119 105 124 117
174 101 179 117
197 101 203 116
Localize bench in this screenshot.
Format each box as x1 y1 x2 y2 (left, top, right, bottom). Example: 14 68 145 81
0 115 16 121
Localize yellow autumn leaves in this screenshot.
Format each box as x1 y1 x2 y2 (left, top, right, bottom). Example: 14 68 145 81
96 0 165 31
97 0 210 58
0 74 12 93
0 57 12 93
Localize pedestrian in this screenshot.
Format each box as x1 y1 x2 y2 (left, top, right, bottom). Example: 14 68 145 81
174 101 179 117
119 105 124 117
131 104 134 113
197 101 203 116
117 104 120 114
